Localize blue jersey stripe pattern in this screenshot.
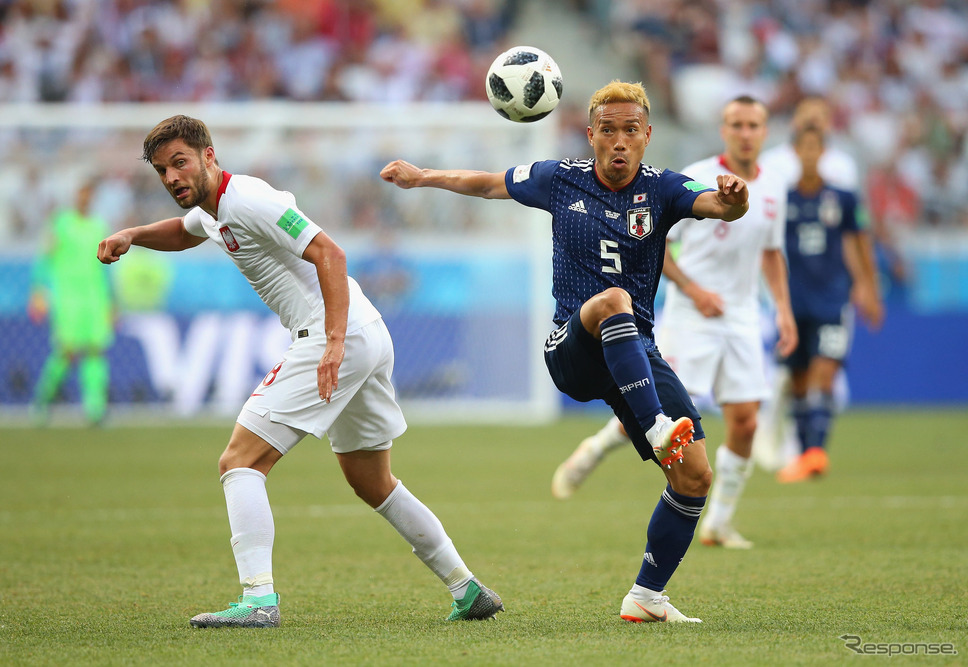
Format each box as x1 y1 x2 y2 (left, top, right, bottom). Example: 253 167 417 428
506 159 712 351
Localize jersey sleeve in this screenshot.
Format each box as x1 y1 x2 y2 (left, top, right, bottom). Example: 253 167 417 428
841 190 861 233
667 161 708 240
659 169 715 222
235 182 322 257
505 159 559 211
182 207 207 238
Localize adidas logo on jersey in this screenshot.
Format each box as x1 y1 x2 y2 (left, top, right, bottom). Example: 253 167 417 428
568 200 587 214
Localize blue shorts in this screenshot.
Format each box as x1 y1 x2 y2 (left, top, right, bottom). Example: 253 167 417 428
783 308 853 370
544 310 704 464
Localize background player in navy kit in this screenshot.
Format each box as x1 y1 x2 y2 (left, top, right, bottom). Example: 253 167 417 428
381 81 749 623
777 125 883 483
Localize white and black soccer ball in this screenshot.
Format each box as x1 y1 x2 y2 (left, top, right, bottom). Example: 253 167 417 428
485 46 563 123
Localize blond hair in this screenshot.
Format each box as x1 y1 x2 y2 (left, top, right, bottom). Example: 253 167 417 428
587 81 650 124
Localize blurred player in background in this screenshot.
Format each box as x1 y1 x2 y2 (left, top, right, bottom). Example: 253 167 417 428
29 181 114 426
552 96 797 550
755 96 871 470
777 125 883 482
382 81 750 623
98 115 502 628
760 97 861 191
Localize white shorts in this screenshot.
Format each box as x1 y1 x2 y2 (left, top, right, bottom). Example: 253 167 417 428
237 318 407 455
657 314 769 405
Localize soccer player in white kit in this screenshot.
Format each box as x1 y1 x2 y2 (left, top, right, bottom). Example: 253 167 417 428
552 97 798 548
97 115 503 627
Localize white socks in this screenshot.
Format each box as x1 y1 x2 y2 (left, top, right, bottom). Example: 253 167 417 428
221 468 275 598
703 444 753 529
375 480 473 599
629 583 663 600
645 413 672 448
592 416 631 456
220 472 474 601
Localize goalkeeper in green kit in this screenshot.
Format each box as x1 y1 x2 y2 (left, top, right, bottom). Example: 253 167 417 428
29 181 114 425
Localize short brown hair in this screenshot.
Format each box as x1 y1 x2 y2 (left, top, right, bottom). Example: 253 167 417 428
142 115 214 163
722 95 768 119
587 80 650 124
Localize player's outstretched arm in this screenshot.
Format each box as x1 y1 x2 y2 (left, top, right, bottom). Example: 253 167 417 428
97 217 205 264
692 174 749 222
380 159 510 199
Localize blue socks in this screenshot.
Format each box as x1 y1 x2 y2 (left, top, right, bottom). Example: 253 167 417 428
793 391 834 453
635 485 705 591
600 313 662 431
601 314 699 591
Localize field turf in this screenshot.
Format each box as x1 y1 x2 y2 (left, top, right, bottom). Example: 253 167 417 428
1 410 966 665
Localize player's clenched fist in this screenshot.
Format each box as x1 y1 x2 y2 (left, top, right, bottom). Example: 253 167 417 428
97 234 131 264
380 160 423 189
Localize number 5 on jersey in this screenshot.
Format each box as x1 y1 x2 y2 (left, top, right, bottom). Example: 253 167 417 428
601 239 622 274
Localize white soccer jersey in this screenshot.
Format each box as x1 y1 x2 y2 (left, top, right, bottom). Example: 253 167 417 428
663 155 787 325
183 172 380 336
759 142 859 190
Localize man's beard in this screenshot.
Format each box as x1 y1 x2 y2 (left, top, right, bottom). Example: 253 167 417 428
176 170 212 209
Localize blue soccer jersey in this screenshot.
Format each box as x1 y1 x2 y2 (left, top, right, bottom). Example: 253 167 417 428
785 184 861 321
505 159 713 351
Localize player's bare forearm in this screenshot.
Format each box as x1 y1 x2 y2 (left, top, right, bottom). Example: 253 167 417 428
380 159 510 199
761 249 798 356
761 249 792 313
843 233 876 291
303 232 349 402
844 232 885 329
98 217 204 263
856 231 881 297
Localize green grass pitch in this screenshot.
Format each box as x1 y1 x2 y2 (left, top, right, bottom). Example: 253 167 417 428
1 410 966 665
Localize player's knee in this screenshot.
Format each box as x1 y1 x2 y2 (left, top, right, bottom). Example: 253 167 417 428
346 475 395 508
217 448 239 476
734 413 758 441
599 287 633 315
582 288 633 333
217 439 260 476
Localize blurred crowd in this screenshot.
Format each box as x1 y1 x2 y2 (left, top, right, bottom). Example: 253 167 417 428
602 0 968 234
0 0 966 251
0 0 516 103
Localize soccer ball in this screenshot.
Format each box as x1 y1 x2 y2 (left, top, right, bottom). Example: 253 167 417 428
485 46 563 123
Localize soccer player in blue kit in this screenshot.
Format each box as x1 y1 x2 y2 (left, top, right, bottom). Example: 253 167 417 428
776 125 883 482
381 81 749 623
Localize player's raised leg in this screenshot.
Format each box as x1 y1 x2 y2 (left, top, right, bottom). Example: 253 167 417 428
582 289 694 468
